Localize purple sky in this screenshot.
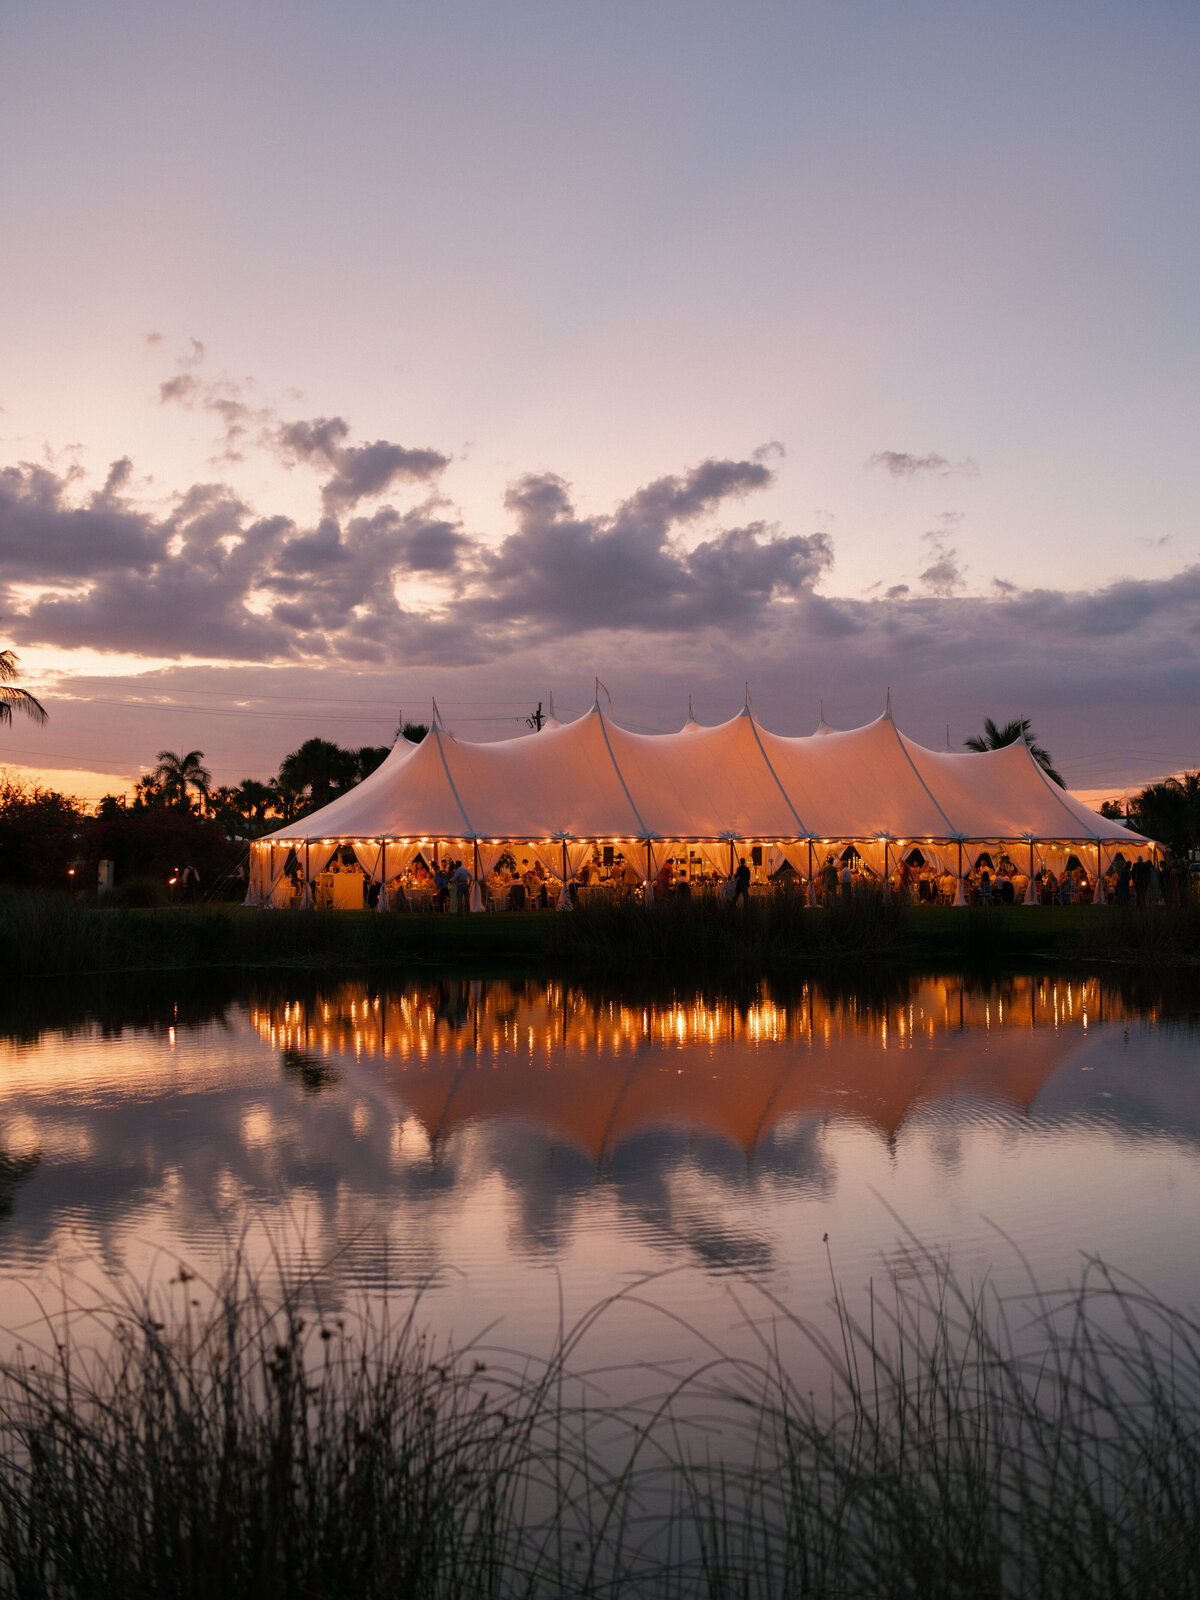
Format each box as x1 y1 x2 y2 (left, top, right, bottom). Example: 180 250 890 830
2 0 1198 801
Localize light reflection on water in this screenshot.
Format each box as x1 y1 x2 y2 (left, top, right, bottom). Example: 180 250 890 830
0 972 1198 1369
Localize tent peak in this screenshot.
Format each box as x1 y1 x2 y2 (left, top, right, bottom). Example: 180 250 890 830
814 699 836 736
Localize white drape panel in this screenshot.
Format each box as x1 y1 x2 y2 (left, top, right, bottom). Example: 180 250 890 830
1036 844 1071 877
779 841 810 874
352 841 385 882
476 842 508 879
557 839 593 908
382 843 423 911
698 843 734 882
300 842 340 909
469 842 505 912
384 842 422 879
528 842 564 883
266 845 294 908
565 840 592 880
300 843 339 912
855 841 887 879
247 847 268 906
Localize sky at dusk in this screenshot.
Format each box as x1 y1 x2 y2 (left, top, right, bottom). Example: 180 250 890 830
2 0 1198 804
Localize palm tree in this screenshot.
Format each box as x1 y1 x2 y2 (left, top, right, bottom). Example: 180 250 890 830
268 773 305 825
153 749 212 812
0 649 47 727
236 778 276 831
1127 772 1200 857
277 738 357 810
964 718 1064 787
351 745 391 782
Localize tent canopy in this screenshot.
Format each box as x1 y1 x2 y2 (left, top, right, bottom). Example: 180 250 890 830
260 700 1152 851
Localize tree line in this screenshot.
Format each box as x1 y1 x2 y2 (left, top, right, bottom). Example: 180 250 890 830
121 725 429 839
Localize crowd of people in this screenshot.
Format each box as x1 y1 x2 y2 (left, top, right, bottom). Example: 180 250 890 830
271 843 1194 912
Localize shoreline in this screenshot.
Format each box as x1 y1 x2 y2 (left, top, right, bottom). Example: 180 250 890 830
3 888 1198 978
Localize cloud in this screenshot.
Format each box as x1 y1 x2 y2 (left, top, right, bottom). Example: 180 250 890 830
867 451 980 479
274 417 449 513
156 341 449 501
918 517 966 596
467 457 824 638
0 444 830 664
158 359 267 463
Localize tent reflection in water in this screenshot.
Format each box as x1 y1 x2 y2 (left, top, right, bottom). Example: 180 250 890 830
247 692 1156 907
252 976 1106 1159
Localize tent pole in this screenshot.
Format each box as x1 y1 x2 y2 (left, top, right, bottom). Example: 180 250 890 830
729 839 735 877
646 839 652 889
883 838 889 894
561 839 568 892
807 839 814 908
305 839 310 903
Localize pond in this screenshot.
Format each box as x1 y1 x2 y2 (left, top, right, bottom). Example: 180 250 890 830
2 969 1198 1376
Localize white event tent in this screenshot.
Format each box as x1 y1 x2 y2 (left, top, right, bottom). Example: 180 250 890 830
248 695 1156 909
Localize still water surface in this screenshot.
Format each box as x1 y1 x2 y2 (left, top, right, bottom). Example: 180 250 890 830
2 971 1198 1368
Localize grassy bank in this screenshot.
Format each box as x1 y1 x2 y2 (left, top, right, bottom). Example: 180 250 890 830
2 887 1199 977
1 1255 1198 1598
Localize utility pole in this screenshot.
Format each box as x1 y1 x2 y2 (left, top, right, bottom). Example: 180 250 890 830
526 702 544 731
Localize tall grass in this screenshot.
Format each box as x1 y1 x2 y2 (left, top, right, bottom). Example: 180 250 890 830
2 885 1198 978
548 888 909 971
1069 899 1200 965
0 891 548 978
1 1251 1199 1597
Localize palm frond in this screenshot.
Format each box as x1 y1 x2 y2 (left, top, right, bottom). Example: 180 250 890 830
0 685 48 726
